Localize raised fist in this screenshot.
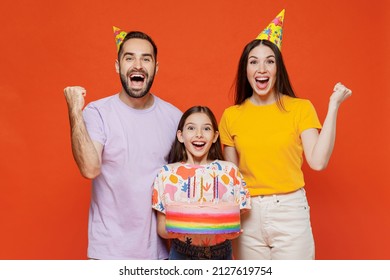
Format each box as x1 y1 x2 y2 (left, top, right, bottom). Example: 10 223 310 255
330 82 352 106
64 86 87 112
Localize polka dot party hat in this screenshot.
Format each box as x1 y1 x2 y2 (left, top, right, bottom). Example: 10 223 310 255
113 26 127 52
256 9 285 50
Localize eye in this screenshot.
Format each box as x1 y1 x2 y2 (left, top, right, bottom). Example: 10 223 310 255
125 56 134 61
249 59 258 65
143 57 152 62
186 126 195 131
204 126 212 131
266 59 275 64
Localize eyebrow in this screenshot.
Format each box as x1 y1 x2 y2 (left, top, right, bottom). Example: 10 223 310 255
248 54 275 59
185 122 212 126
122 52 154 59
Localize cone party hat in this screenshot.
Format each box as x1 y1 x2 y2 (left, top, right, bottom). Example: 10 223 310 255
256 9 285 50
113 26 127 51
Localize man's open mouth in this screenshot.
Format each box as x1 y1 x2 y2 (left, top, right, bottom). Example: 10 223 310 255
130 74 145 82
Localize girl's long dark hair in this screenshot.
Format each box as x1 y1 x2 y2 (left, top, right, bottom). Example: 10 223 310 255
235 39 296 110
167 106 224 164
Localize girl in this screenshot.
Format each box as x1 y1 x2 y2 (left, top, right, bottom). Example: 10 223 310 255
219 36 352 259
152 106 251 260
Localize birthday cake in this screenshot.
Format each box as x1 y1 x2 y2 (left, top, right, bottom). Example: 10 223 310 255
165 202 240 234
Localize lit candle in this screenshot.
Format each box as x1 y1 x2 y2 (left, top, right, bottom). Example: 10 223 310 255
216 175 219 200
187 177 190 199
200 176 204 203
213 176 216 200
193 176 196 198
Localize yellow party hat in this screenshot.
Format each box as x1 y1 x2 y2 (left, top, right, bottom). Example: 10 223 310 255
256 9 285 50
113 26 127 51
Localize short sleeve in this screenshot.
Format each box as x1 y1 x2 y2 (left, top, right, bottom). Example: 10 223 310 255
83 104 106 145
219 109 235 147
151 169 166 214
297 100 322 134
230 165 251 210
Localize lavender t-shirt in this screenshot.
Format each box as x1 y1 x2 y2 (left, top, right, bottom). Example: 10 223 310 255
83 94 181 259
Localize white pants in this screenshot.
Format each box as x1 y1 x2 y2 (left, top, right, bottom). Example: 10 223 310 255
233 188 315 260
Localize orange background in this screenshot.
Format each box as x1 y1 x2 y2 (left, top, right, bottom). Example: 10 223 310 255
0 0 389 259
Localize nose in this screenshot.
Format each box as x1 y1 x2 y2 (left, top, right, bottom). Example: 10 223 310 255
195 128 203 138
133 58 142 69
257 62 266 73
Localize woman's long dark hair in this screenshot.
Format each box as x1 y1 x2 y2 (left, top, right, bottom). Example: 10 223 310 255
235 39 296 110
167 106 224 164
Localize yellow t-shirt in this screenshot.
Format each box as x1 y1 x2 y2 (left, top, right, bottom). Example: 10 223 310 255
219 95 322 196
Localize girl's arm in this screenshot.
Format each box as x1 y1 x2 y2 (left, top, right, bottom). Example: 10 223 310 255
302 82 352 171
156 212 170 239
217 230 243 240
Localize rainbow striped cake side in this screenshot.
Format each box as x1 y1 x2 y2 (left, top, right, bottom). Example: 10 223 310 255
166 202 240 234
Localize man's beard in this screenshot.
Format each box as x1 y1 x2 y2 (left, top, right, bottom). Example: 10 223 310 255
119 70 156 99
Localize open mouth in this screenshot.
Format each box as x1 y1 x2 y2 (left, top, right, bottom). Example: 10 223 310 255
255 77 269 89
130 74 145 81
192 141 206 149
128 71 146 90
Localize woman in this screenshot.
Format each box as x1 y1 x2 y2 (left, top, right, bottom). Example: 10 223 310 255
219 32 352 259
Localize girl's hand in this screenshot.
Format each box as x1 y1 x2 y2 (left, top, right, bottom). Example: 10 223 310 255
218 229 243 240
330 82 352 107
167 232 186 239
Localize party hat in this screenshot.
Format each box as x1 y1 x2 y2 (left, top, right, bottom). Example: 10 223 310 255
256 9 285 50
113 26 127 51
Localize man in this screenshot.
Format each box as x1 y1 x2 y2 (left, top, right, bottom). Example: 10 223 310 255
64 30 182 259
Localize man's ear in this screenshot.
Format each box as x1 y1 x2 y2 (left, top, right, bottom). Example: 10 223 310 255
155 61 159 74
115 59 119 74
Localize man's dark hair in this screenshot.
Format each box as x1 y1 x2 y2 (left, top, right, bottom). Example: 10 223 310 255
117 31 158 61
